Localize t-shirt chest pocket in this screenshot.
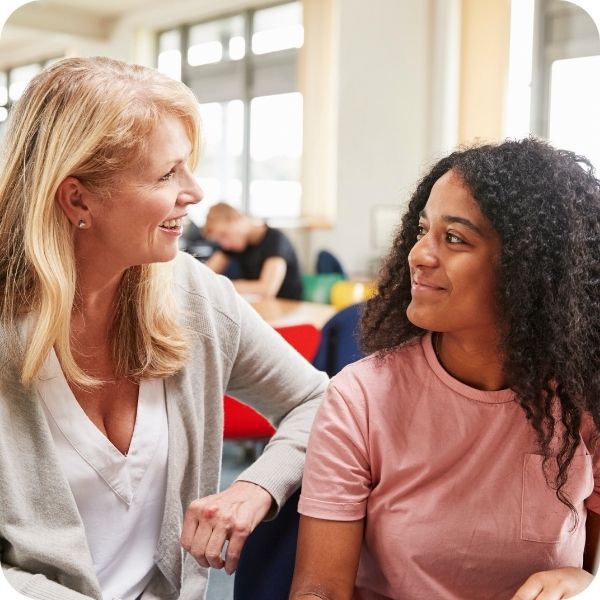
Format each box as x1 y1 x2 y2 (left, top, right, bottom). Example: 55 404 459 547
521 453 594 543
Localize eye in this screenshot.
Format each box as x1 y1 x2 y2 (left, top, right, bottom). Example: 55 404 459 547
446 231 464 244
416 224 427 239
159 168 176 182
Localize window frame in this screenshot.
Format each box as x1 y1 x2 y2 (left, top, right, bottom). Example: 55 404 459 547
0 57 62 132
156 0 303 217
530 0 600 137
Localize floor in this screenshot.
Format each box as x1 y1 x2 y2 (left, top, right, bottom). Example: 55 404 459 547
206 441 256 600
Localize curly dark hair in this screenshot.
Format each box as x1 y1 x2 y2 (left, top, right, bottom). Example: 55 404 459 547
361 137 600 515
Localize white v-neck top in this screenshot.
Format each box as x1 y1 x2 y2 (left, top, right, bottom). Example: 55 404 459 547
35 349 168 600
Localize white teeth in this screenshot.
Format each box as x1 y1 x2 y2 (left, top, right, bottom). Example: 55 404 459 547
159 218 182 229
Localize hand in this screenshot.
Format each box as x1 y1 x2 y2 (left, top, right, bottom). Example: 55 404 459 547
180 481 274 575
510 567 594 600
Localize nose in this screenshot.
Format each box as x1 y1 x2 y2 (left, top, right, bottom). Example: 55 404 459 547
408 232 439 270
178 167 204 206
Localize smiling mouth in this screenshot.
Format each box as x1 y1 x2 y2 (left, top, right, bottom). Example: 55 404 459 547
411 279 445 292
159 217 183 231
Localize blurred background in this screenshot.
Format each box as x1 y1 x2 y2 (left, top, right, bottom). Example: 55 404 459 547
1 0 599 278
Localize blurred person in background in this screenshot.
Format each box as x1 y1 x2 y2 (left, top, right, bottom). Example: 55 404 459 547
290 138 600 600
204 202 303 300
0 56 326 600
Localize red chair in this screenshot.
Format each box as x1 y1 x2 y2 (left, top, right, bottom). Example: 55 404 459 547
223 324 321 440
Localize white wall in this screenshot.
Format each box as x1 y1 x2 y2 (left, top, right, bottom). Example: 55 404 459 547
309 0 454 276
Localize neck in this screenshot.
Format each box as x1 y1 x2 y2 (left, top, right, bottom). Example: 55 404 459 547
434 330 507 391
247 221 267 245
73 260 125 333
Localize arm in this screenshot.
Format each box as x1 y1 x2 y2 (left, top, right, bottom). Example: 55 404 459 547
2 563 94 600
509 510 600 599
289 516 364 600
181 294 328 572
205 249 230 274
584 509 600 574
232 256 287 298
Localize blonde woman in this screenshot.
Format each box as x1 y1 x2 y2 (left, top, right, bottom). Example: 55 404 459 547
0 57 327 600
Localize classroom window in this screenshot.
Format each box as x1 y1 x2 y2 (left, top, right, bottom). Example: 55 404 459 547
0 72 7 124
531 0 600 169
0 59 59 136
157 1 303 224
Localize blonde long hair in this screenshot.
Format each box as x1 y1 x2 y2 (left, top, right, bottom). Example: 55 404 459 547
0 56 201 387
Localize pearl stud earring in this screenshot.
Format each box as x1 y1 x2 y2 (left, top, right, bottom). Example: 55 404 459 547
78 220 86 228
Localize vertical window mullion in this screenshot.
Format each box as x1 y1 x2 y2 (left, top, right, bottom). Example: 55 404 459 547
241 9 253 214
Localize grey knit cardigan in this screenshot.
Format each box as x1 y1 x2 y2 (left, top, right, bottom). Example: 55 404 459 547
0 252 328 599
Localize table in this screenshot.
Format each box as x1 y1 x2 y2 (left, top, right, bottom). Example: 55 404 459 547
250 297 337 329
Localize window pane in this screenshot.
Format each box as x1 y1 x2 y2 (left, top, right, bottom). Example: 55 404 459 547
188 16 245 66
252 2 303 55
9 64 41 101
0 72 7 106
192 100 244 222
249 92 302 218
549 56 600 170
158 30 182 81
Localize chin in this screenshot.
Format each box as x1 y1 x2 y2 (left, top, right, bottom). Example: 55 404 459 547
406 303 435 331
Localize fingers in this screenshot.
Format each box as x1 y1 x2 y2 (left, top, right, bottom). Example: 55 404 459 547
181 501 226 569
511 568 594 600
181 483 274 573
224 519 252 574
510 575 544 600
180 498 253 573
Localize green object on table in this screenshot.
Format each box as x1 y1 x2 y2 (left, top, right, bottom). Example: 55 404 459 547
301 273 346 304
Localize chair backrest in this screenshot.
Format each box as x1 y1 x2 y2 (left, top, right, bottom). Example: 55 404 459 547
312 302 366 377
315 249 347 277
223 324 321 440
275 323 321 361
301 273 345 304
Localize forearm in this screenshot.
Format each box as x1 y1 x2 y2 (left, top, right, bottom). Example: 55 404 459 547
235 383 323 514
233 278 277 297
233 256 286 297
291 589 347 600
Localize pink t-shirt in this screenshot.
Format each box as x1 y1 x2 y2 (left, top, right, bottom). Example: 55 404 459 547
299 334 600 600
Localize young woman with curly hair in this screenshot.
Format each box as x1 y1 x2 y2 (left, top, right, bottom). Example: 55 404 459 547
290 138 600 600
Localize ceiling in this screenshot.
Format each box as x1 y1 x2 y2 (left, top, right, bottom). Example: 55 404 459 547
0 0 160 67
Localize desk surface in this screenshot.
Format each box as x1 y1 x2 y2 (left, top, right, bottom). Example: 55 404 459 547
251 298 337 329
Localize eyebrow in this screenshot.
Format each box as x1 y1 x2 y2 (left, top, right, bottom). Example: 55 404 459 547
419 210 485 237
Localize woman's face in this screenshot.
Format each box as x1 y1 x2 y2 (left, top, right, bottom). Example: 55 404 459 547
79 115 203 271
406 170 502 335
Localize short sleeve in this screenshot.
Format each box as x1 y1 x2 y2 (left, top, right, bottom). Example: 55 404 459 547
261 229 290 260
298 381 372 521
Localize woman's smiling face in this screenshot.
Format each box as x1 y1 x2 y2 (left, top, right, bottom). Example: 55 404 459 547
78 115 204 271
406 169 502 335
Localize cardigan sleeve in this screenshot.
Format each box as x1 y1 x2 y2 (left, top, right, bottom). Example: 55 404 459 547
1 564 96 600
226 294 328 514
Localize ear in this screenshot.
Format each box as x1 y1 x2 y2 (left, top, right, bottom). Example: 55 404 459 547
55 176 93 229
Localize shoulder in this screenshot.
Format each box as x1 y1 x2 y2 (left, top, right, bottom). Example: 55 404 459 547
172 251 242 329
264 227 292 248
329 337 427 405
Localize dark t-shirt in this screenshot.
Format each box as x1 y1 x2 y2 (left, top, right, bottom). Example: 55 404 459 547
222 226 303 300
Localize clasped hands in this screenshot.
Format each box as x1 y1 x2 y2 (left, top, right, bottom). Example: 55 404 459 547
180 480 273 575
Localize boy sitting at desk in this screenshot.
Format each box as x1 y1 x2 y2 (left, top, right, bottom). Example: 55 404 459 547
204 202 303 300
